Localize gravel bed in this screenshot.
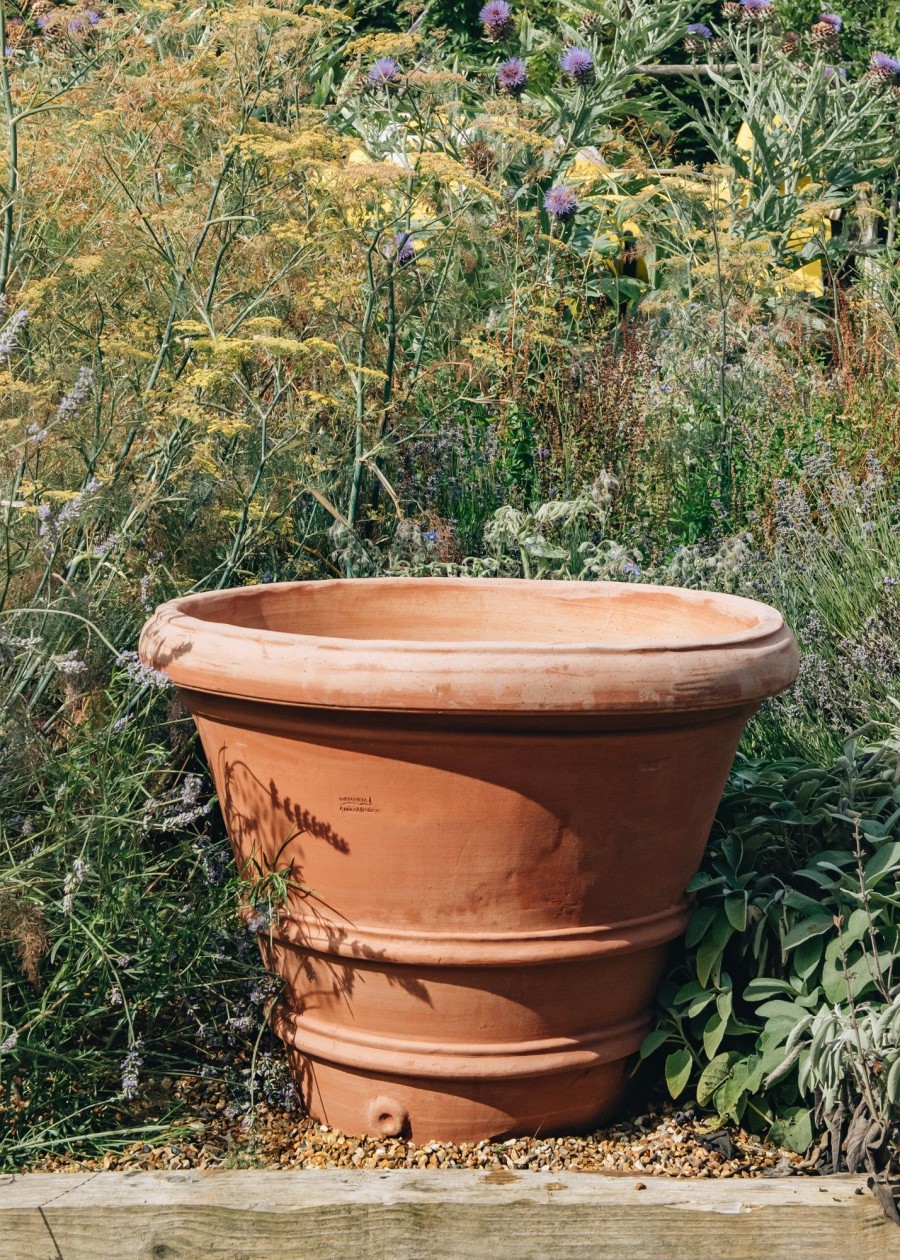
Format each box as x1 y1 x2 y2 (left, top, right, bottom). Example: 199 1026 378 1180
32 1077 805 1178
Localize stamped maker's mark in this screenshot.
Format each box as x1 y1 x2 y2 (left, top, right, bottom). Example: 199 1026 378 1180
338 794 381 815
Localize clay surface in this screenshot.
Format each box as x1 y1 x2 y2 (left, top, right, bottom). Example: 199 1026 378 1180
140 578 798 1141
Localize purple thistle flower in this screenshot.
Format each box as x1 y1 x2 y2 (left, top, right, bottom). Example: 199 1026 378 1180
686 23 713 38
479 1 514 41
368 57 399 87
543 185 578 222
497 56 527 95
741 0 774 16
869 51 900 76
818 13 842 30
560 46 594 84
823 64 847 81
384 232 416 266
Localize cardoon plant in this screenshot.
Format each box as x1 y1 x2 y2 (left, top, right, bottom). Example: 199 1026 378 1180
559 46 594 85
479 0 514 42
497 56 528 95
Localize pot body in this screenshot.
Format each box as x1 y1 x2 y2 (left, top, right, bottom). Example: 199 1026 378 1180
140 578 798 1141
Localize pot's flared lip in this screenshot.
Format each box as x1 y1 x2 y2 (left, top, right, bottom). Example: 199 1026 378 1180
139 577 799 715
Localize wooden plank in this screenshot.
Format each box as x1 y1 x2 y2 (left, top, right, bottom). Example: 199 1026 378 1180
0 1169 893 1260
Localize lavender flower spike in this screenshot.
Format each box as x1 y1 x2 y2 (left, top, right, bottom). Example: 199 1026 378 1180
0 309 28 361
57 366 94 421
560 46 594 85
543 185 578 222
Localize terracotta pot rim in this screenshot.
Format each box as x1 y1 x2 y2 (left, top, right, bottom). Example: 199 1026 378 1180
266 898 691 966
140 578 799 715
274 1006 651 1080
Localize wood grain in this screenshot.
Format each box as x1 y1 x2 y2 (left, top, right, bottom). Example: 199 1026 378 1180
0 1170 894 1260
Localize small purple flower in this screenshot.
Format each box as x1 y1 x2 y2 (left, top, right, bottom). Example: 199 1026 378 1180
384 232 415 266
686 24 713 39
116 649 173 690
560 46 594 84
0 308 28 361
823 64 847 81
818 13 842 30
497 56 527 95
246 904 273 934
543 184 578 222
368 57 399 87
423 528 440 543
57 366 93 421
120 1039 144 1101
479 1 514 41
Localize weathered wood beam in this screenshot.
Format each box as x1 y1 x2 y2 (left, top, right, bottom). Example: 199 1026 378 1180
0 1169 894 1260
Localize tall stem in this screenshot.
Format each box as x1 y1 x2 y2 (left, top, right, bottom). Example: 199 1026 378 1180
0 1 18 296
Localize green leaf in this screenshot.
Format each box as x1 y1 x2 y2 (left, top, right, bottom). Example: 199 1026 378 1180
673 980 709 1005
822 949 879 1004
783 890 824 916
665 1049 693 1099
886 1057 900 1105
782 915 835 950
793 935 824 983
639 1029 670 1060
716 990 733 1023
744 978 797 1001
768 1107 813 1154
716 1059 752 1121
724 893 748 932
696 932 723 988
703 1010 728 1059
687 992 716 1018
842 908 871 947
756 999 807 1020
696 1052 739 1108
685 905 717 949
863 841 900 887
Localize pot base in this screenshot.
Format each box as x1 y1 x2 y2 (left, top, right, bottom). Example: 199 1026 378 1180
287 1050 635 1144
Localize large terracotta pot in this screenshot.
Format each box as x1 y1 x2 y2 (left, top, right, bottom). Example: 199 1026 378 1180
139 577 797 1142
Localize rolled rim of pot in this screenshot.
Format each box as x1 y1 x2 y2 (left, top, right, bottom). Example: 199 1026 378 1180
138 577 799 716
